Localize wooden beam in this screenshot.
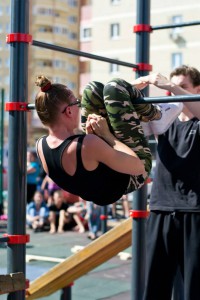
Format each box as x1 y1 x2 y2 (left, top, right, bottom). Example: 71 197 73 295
0 272 26 295
26 218 132 299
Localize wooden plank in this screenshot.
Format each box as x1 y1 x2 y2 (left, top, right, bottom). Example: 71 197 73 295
0 272 26 295
26 218 132 299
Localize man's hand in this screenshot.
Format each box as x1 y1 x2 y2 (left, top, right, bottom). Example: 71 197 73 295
148 73 176 91
133 73 176 91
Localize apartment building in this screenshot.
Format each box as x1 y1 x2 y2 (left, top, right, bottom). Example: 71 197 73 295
29 0 80 144
0 0 80 146
0 0 199 146
80 0 200 96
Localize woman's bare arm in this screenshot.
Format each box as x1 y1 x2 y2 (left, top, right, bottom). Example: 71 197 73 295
85 115 145 176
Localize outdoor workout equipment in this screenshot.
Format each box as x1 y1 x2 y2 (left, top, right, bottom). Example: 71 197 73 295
1 0 200 299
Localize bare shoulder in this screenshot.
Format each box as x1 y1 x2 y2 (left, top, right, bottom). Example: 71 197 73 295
82 134 109 151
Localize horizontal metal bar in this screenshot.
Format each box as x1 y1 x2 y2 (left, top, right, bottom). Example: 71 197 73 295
0 237 9 243
152 20 200 31
141 94 200 103
28 94 200 110
32 40 138 68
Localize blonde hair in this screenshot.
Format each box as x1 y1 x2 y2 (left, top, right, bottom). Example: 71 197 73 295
35 75 73 126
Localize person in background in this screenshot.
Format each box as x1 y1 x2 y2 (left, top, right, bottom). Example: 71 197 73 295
67 198 88 233
27 150 41 204
48 189 74 234
26 190 49 232
40 175 60 206
143 66 200 300
111 194 130 220
86 202 101 240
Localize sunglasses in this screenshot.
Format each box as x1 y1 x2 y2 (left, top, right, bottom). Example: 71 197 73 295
61 99 81 114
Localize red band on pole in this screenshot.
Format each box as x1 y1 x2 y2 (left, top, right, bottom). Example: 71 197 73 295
5 102 30 111
3 234 30 244
145 177 152 184
133 24 152 33
25 279 30 289
129 210 149 218
6 33 32 44
100 215 108 220
133 63 152 72
67 282 74 287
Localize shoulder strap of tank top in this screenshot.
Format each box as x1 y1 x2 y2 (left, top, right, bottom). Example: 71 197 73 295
76 135 85 170
36 135 47 165
41 134 86 166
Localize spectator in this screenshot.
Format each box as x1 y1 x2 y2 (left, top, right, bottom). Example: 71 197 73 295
86 202 101 240
48 190 75 234
26 190 49 232
62 190 80 205
67 199 88 233
40 175 60 206
27 150 41 204
111 194 130 220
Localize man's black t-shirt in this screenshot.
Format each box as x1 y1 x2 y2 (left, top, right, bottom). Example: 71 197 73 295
150 117 200 211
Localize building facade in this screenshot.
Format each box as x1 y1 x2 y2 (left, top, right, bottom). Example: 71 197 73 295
0 0 80 146
0 0 199 147
80 0 200 96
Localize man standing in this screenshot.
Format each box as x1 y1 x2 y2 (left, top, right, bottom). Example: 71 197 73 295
143 65 200 300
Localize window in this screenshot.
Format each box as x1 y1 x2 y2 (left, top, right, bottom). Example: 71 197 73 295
171 15 182 34
81 27 92 41
171 53 182 69
67 81 76 90
111 0 121 5
53 76 61 83
111 23 120 39
6 58 10 67
110 62 119 74
68 15 77 23
5 76 9 85
68 0 78 7
6 23 10 32
68 32 77 40
67 64 77 73
53 60 63 69
6 5 10 15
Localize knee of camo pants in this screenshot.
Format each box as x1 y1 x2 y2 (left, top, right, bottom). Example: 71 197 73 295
81 81 108 132
103 78 152 178
125 81 159 122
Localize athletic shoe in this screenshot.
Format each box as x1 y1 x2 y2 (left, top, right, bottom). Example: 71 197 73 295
150 103 183 135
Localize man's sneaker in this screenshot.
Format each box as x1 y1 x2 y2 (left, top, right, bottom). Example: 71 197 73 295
141 122 153 137
150 103 183 135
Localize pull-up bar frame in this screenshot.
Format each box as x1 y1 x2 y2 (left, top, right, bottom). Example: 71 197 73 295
5 1 200 299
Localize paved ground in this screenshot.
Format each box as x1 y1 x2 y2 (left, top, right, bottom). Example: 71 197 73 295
0 219 133 300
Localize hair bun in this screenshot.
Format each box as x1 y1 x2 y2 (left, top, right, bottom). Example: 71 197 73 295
35 75 52 92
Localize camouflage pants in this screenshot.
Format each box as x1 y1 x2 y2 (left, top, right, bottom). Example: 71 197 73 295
81 78 153 193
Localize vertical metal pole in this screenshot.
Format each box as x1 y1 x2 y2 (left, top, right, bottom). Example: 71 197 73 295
101 206 108 233
131 1 151 300
61 286 72 300
0 89 4 215
7 1 29 299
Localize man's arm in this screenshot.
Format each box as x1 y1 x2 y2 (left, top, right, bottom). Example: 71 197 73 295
147 73 200 119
